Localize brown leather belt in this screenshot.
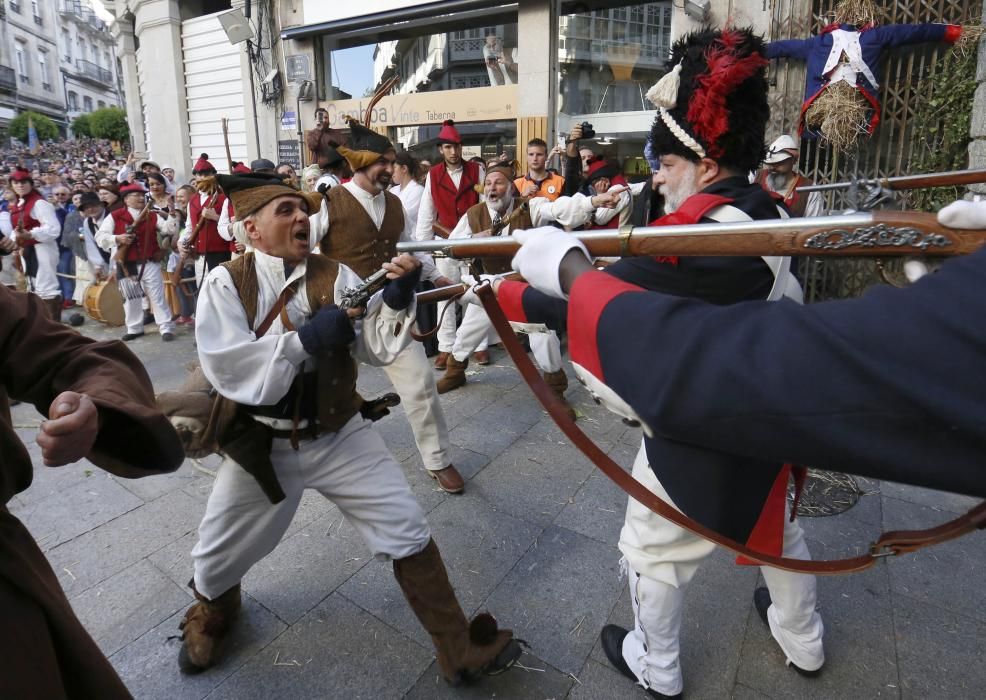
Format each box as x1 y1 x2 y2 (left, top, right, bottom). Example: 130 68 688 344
475 283 986 575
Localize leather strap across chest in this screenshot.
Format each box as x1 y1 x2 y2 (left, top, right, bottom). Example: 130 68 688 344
475 284 986 574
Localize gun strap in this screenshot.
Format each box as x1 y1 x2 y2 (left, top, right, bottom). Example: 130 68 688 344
475 283 986 575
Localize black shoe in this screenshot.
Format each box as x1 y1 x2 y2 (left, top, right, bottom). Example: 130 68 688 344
162 332 175 342
143 312 154 325
121 332 145 341
600 625 681 699
753 587 822 677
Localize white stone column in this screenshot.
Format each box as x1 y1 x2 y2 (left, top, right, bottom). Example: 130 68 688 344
516 0 557 170
132 0 192 181
111 17 146 153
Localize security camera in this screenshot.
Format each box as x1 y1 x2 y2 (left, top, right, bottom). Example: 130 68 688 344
684 0 710 22
262 68 279 86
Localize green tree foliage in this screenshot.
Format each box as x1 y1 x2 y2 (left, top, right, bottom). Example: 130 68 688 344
909 48 977 212
72 113 93 138
88 107 130 142
8 111 59 142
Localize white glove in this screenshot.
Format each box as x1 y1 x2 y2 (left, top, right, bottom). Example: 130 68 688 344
510 227 590 299
459 273 482 307
937 199 986 229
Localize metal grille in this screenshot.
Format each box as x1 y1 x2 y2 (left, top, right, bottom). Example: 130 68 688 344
768 0 982 301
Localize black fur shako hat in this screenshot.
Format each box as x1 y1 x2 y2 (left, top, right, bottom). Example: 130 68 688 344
646 27 770 174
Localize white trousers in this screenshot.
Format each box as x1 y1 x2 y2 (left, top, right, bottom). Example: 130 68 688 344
30 241 60 299
435 256 463 353
450 301 562 373
618 441 824 696
381 340 452 471
192 415 431 600
121 263 174 335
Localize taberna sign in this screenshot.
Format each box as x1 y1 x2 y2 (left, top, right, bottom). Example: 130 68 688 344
319 85 517 128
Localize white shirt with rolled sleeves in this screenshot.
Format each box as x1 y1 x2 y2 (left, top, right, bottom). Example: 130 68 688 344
195 248 416 413
95 205 178 253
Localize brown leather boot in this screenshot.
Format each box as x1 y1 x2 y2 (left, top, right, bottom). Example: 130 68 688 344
543 370 577 420
43 295 63 322
394 539 521 685
436 356 468 394
177 583 241 674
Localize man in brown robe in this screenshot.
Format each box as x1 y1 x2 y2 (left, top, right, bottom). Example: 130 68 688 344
0 286 184 699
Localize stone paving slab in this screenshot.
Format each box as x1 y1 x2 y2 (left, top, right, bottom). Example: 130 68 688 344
206 593 434 699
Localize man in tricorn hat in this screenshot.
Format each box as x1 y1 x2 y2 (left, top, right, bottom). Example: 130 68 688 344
754 135 823 217
314 118 467 494
495 28 819 697
180 172 521 681
413 119 482 368
7 167 64 320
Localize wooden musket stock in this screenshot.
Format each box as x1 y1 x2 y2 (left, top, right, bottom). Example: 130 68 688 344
398 212 986 260
171 192 219 288
113 200 154 277
797 168 986 194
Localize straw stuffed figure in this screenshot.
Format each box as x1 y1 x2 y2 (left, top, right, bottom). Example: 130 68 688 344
766 0 983 150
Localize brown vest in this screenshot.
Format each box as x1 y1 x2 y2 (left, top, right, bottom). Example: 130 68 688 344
319 185 404 279
465 201 532 274
224 252 361 434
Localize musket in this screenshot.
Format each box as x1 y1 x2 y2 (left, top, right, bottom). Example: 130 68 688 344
221 117 233 172
114 198 154 279
415 272 522 306
338 267 391 310
397 211 986 259
796 168 986 194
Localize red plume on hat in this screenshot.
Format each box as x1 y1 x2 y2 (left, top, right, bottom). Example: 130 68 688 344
436 119 462 145
10 167 33 182
192 153 216 173
686 29 768 159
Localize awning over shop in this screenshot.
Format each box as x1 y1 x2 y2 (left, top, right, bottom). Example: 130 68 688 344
281 1 518 47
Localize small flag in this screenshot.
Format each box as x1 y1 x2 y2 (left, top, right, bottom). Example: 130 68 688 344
27 115 39 155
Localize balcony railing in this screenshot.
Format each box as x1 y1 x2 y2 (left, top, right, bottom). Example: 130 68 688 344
75 59 112 84
19 74 31 86
34 13 43 26
10 2 21 15
0 66 17 91
43 82 52 92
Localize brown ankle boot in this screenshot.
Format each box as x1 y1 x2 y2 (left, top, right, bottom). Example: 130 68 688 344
436 356 468 394
177 582 242 674
394 539 521 685
543 370 576 420
43 295 63 322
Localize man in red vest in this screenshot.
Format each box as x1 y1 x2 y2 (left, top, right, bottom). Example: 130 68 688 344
181 154 230 273
7 168 63 320
95 184 177 341
413 120 482 368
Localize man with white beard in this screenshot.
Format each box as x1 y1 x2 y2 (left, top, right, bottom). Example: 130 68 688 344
754 135 823 217
434 163 622 417
491 28 816 698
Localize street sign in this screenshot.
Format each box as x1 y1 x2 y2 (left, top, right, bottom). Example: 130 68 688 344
286 55 311 82
278 140 302 170
281 111 297 130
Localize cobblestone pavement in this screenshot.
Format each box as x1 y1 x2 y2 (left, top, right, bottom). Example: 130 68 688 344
9 317 986 699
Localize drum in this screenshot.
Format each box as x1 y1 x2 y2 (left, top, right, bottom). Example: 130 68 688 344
83 280 126 327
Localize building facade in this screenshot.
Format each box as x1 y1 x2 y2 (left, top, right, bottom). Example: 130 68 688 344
0 0 122 135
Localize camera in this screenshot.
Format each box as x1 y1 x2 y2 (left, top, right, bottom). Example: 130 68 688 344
579 121 596 140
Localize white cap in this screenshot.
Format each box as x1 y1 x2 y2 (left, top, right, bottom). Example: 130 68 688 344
764 135 798 164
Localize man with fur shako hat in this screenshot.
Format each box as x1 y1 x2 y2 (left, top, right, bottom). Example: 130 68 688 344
180 153 232 272
494 27 818 697
313 117 467 494
7 167 63 320
182 171 522 680
413 119 482 369
96 183 178 341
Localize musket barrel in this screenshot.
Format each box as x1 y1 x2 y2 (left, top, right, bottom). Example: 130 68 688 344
797 168 986 194
397 212 986 258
